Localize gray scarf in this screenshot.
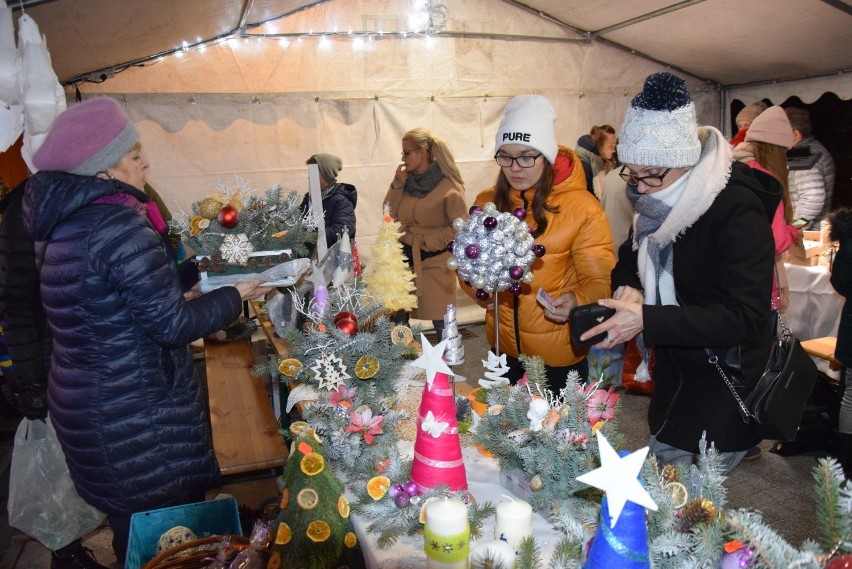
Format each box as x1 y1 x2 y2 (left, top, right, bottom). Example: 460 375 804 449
404 162 445 198
628 186 674 305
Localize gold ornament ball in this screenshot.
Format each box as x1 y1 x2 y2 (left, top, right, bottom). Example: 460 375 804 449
199 197 222 219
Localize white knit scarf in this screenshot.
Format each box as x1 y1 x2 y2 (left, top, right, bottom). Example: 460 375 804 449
628 126 733 307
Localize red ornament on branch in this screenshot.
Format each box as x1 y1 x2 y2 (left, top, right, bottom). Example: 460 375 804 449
217 205 240 228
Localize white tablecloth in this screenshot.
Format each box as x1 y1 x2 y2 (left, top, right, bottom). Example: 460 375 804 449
784 263 843 340
350 442 560 569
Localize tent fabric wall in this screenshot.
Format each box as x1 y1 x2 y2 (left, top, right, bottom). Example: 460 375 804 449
74 1 721 258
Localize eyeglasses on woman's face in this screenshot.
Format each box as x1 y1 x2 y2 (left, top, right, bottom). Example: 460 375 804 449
619 166 672 188
494 153 542 168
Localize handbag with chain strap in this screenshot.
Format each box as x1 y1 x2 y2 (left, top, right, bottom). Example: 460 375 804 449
706 302 818 441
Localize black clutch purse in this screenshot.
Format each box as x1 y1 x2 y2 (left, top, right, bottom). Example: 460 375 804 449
569 304 616 348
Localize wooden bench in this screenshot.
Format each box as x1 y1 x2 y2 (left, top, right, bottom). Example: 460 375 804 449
204 337 287 476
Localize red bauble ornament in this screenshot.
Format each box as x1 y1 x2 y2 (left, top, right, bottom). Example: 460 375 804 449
335 317 358 337
826 555 852 569
217 205 240 228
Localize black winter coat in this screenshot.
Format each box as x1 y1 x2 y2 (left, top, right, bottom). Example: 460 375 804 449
299 182 357 248
0 181 50 419
23 171 243 516
829 208 852 366
612 165 775 453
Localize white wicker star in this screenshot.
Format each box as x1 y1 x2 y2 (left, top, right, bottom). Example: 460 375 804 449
219 233 254 265
310 352 351 391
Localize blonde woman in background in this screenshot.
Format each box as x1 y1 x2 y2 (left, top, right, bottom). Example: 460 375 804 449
385 128 467 338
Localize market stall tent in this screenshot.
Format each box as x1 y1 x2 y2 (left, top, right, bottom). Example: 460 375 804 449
4 0 852 259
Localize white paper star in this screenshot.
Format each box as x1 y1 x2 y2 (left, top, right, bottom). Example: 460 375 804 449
421 411 449 438
576 431 658 527
410 333 453 388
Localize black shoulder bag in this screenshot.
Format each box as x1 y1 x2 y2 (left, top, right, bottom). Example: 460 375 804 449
705 302 818 441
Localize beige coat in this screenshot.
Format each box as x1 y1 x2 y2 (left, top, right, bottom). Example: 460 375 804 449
384 177 468 320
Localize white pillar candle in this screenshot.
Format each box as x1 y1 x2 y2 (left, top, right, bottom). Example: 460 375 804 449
494 498 533 550
424 498 469 569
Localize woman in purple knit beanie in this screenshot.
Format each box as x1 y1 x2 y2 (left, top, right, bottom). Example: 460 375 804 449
24 97 271 565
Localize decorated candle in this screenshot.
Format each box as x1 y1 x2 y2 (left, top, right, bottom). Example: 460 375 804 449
424 498 469 568
470 540 516 567
494 498 533 549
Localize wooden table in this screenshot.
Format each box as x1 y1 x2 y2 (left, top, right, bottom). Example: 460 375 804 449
204 338 287 476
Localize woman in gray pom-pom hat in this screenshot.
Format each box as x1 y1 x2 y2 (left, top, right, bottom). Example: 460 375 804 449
580 73 777 475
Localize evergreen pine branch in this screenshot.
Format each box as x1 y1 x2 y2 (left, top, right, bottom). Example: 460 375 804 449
515 536 543 569
812 457 851 552
547 535 584 569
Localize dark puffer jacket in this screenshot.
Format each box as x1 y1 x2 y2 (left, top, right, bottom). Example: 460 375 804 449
299 182 357 248
23 171 243 516
0 181 50 419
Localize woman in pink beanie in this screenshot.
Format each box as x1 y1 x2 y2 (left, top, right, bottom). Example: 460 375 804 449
23 97 271 564
734 105 799 312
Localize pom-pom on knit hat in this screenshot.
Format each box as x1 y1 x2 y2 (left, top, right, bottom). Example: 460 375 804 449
495 95 558 164
617 73 701 168
744 106 795 149
33 97 138 176
735 101 768 127
309 153 343 186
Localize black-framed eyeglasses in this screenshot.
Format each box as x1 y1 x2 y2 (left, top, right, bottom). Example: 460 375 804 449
494 153 542 168
619 166 672 188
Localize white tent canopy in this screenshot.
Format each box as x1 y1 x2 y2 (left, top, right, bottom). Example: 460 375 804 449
7 0 852 257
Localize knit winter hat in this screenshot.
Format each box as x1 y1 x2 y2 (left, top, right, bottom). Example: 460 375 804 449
495 95 558 164
735 101 768 127
617 73 701 168
33 97 138 176
744 105 795 149
309 153 343 185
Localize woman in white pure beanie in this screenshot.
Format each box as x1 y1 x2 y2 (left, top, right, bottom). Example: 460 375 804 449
459 95 615 394
23 97 271 563
582 73 776 475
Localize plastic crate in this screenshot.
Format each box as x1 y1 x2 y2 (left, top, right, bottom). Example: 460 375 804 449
125 497 242 569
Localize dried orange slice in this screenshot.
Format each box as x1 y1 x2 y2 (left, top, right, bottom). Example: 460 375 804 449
300 452 325 476
267 552 281 569
279 488 290 510
354 355 380 379
337 495 350 518
344 532 357 548
289 421 311 437
278 358 303 378
275 522 292 545
297 488 319 510
390 325 413 346
306 520 331 543
666 481 689 509
366 475 391 500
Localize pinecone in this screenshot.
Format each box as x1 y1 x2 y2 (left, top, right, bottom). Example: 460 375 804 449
661 463 679 484
675 497 716 532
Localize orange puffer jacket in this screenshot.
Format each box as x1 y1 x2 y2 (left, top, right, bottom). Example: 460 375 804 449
463 146 615 366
